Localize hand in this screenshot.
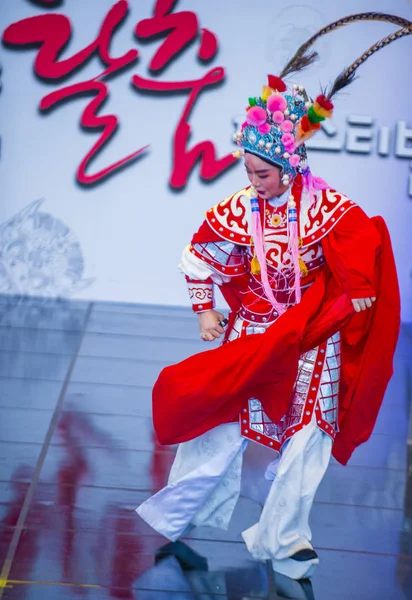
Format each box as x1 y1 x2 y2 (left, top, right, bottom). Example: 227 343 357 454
198 309 226 342
351 297 376 312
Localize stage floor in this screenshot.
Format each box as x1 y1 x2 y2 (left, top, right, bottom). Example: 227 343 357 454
0 296 411 600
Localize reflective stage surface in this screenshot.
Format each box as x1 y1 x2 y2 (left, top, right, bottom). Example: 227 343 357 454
0 295 411 599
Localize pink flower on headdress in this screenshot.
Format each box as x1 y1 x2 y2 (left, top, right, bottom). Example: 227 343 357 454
241 121 248 130
272 111 285 124
246 106 267 126
267 93 287 113
289 154 300 168
281 133 294 145
281 133 296 153
258 122 271 134
280 120 294 133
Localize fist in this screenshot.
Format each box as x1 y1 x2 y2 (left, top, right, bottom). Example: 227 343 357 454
198 309 226 342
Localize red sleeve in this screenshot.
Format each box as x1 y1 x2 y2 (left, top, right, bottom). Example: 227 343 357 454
321 206 381 299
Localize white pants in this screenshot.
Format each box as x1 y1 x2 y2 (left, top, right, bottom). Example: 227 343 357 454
137 417 332 579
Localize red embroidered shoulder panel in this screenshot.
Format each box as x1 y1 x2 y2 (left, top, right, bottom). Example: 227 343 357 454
300 188 356 247
205 187 253 246
205 186 356 249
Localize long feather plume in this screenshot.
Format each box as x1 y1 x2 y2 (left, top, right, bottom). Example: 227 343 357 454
327 69 358 99
327 24 412 99
279 12 412 79
280 50 319 79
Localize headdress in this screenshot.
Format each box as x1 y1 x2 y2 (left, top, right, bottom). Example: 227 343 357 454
234 12 412 185
235 13 412 310
235 76 310 186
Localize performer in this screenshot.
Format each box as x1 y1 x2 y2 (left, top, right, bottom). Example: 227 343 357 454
137 13 405 580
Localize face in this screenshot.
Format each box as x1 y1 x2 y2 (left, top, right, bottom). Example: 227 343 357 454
244 153 289 200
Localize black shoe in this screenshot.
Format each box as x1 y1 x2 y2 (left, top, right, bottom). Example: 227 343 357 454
154 541 208 572
290 549 318 562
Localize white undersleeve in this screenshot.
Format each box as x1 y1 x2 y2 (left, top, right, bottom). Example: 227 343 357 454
178 246 231 285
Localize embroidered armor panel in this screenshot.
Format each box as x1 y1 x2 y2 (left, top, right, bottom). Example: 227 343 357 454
229 319 340 450
206 186 355 249
194 186 356 323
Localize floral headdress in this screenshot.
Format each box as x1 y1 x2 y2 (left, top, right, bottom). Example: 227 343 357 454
234 75 332 186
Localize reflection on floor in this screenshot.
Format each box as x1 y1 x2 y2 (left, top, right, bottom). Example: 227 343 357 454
0 295 411 600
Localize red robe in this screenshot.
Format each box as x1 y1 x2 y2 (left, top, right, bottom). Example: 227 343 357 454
153 204 400 466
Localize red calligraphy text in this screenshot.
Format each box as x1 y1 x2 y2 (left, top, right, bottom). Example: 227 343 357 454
3 1 137 80
2 0 232 189
41 75 148 185
135 0 218 71
3 0 146 185
133 67 237 188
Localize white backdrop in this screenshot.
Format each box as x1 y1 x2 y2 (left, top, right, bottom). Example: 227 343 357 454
0 0 411 320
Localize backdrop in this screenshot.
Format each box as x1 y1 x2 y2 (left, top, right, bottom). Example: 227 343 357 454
1 0 411 320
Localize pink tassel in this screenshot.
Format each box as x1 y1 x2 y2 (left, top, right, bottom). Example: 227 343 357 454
251 197 286 316
290 170 328 303
301 168 329 207
287 200 301 304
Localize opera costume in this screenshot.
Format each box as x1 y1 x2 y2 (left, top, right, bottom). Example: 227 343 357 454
137 13 405 579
